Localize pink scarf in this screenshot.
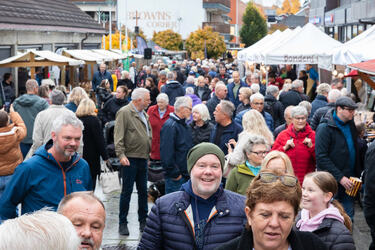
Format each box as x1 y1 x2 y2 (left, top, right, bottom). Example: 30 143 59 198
296 204 344 232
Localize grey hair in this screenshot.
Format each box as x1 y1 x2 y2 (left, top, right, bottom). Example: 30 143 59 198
156 93 169 103
291 79 303 89
291 105 308 118
243 134 269 154
252 73 259 79
298 101 312 114
284 105 295 117
167 71 175 80
215 82 226 92
185 87 194 95
250 83 260 93
159 70 167 76
51 113 84 135
331 77 341 86
131 87 150 100
0 209 80 250
266 85 279 96
58 191 105 213
328 89 342 102
186 76 195 84
219 100 235 118
317 83 331 95
26 79 38 92
50 89 65 105
192 103 210 122
174 96 192 111
250 92 264 103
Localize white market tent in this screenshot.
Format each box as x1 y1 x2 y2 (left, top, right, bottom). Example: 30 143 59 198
238 30 282 62
265 23 342 70
332 25 375 66
63 49 102 64
92 49 126 60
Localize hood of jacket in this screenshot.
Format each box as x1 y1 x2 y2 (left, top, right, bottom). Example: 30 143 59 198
14 94 44 107
320 108 338 128
170 112 187 125
114 97 129 106
264 94 277 104
166 81 182 89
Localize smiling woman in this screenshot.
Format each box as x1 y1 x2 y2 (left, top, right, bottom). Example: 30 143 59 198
217 169 328 250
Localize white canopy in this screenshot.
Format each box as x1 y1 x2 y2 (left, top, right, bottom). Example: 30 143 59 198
238 30 282 62
63 49 102 63
0 50 84 67
92 49 126 60
332 25 375 66
265 23 342 70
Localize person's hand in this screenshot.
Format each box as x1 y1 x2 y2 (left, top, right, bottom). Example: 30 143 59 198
340 176 354 191
228 139 237 148
120 156 130 166
283 138 295 151
9 104 14 113
173 175 182 181
303 137 313 148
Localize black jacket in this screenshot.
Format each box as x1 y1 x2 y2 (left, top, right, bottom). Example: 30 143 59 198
161 81 185 105
146 86 159 106
264 94 284 127
117 78 135 90
295 215 355 250
315 109 361 183
206 94 221 121
190 121 214 146
310 103 336 130
279 89 303 110
194 85 211 102
235 103 250 116
101 97 129 124
95 87 112 108
364 142 375 245
274 123 287 139
216 227 327 250
1 81 15 104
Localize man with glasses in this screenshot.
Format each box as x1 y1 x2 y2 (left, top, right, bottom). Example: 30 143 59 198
160 96 193 194
138 143 247 250
315 96 360 220
234 93 274 131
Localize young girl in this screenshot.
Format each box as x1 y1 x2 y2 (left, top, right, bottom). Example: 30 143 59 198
296 171 355 250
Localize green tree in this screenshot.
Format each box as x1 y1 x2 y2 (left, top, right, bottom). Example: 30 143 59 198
152 29 183 51
185 26 226 59
240 2 267 47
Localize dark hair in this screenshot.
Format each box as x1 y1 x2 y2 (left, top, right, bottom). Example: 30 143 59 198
268 72 276 78
204 75 212 83
100 79 109 88
3 73 11 81
0 111 8 127
304 171 352 231
145 77 156 89
117 85 128 96
299 70 307 77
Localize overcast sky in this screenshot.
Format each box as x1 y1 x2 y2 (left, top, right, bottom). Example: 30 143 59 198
243 0 305 7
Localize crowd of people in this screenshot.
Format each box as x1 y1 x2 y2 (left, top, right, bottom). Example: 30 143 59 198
0 57 374 250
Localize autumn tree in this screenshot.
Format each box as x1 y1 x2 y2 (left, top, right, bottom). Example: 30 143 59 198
276 0 300 15
185 26 226 59
240 2 267 47
103 31 132 50
152 29 183 51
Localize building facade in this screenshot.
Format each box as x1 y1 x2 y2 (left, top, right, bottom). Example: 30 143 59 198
309 0 375 42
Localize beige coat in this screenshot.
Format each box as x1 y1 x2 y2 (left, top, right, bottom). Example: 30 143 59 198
0 112 27 175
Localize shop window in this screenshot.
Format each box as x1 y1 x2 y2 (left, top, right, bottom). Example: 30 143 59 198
353 25 358 38
346 25 352 41
358 24 364 34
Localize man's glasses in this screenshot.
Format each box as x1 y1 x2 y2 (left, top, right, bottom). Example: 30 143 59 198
342 107 355 112
259 173 298 187
250 151 269 156
252 102 264 106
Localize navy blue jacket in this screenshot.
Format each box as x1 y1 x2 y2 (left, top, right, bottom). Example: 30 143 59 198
227 80 247 108
0 140 92 220
138 185 246 250
210 121 242 155
160 113 193 179
311 94 328 118
310 103 335 130
161 81 185 105
206 94 221 121
92 70 113 90
315 109 361 183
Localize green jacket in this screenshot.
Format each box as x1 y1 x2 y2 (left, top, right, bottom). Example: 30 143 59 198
114 103 152 160
225 163 256 195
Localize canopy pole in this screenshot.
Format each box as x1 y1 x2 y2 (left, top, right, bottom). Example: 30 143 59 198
69 66 74 87
60 66 66 86
30 53 35 79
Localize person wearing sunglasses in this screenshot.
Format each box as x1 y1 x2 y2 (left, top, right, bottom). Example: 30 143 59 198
225 134 269 195
217 169 327 250
272 105 316 184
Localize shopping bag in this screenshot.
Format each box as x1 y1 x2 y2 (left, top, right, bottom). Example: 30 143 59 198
100 165 121 194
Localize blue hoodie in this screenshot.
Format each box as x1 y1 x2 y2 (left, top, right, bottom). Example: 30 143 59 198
0 140 92 220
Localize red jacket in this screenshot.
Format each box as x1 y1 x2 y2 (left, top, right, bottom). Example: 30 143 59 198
147 104 174 160
272 123 316 184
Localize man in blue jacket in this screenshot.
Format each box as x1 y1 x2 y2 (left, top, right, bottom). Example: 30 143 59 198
92 63 113 91
160 96 193 194
227 71 246 108
0 114 92 221
139 143 247 250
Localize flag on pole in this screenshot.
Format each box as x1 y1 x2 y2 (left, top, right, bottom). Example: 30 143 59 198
122 30 130 71
204 40 207 59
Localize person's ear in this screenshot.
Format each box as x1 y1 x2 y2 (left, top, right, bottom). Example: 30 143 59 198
324 192 333 204
245 206 252 227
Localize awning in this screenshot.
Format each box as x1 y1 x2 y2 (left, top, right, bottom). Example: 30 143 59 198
348 60 375 75
62 49 102 63
92 49 126 60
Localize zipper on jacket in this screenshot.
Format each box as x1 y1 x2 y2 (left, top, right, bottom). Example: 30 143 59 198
177 208 198 249
56 160 67 196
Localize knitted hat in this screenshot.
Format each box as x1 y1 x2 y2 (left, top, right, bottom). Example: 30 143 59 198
187 143 225 174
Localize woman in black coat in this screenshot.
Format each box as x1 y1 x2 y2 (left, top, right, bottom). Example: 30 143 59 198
190 104 214 146
76 98 109 190
145 77 159 106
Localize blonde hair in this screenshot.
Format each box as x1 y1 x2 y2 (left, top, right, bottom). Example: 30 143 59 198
239 87 252 100
67 87 88 106
242 109 274 145
261 150 294 175
76 98 97 117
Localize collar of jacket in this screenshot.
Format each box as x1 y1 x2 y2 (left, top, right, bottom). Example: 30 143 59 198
41 139 81 171
237 164 256 176
170 112 187 125
315 94 327 102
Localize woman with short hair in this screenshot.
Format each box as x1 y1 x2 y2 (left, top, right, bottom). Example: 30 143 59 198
65 87 88 112
236 87 252 115
272 106 316 184
76 98 108 190
190 104 214 146
217 169 327 250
